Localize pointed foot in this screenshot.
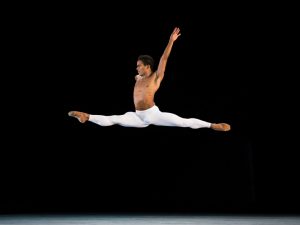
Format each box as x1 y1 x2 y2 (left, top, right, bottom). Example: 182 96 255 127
211 123 231 132
68 111 89 123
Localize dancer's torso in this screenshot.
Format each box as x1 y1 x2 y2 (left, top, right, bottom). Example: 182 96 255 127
134 73 160 110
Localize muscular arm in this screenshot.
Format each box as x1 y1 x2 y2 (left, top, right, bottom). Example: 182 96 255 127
156 27 181 82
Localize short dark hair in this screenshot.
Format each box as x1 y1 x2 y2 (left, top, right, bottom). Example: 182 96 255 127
138 55 154 71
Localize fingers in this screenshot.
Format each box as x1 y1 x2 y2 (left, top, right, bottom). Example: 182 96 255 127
173 27 181 35
173 27 180 33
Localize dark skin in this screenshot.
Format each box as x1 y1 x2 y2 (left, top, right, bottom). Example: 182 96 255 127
68 27 230 131
133 71 159 110
134 27 180 110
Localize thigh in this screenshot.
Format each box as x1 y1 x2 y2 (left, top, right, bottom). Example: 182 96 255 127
115 112 149 127
146 110 187 127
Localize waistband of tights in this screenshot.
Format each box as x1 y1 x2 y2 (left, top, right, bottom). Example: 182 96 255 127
135 105 158 114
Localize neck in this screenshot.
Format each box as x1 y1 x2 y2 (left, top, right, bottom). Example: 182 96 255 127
144 71 152 77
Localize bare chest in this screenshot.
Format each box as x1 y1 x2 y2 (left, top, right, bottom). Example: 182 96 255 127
135 77 152 87
134 74 161 94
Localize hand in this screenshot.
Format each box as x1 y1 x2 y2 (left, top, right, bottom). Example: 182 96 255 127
170 27 181 42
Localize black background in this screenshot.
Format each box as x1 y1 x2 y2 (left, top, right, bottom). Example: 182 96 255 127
1 5 299 215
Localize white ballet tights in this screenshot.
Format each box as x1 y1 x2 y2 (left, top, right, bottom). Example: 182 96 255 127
89 105 211 129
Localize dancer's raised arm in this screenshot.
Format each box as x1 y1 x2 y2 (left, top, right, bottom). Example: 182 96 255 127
156 27 181 82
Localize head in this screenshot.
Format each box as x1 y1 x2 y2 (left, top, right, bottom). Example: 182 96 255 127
137 55 154 76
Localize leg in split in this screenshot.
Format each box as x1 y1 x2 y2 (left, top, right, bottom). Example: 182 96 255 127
68 111 149 128
139 106 230 131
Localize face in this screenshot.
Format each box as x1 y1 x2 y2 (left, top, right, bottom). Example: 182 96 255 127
136 60 149 76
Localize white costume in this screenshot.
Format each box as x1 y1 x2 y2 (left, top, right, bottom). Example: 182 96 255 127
89 105 211 129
